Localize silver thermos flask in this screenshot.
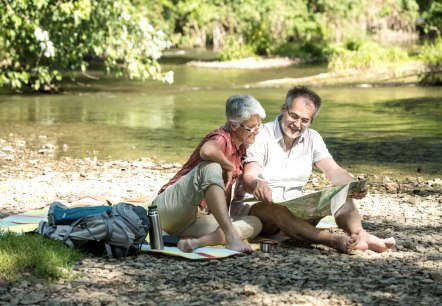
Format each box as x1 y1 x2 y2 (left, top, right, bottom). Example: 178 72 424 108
148 205 164 250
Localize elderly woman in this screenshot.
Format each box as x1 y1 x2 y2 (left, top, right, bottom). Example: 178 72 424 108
152 94 266 253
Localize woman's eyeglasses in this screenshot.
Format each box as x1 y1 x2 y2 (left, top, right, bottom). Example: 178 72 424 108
239 123 263 133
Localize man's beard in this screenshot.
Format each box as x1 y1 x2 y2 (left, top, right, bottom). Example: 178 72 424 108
281 121 302 139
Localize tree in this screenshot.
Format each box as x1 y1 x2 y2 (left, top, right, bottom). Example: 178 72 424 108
0 0 174 92
416 0 442 38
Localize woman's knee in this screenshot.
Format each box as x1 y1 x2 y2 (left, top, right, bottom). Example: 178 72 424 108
197 162 224 191
199 161 223 177
233 215 263 239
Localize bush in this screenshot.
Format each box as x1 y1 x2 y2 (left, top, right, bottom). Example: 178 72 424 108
275 42 327 60
419 38 442 85
217 37 256 61
416 1 442 38
419 38 442 66
327 40 409 71
0 0 174 92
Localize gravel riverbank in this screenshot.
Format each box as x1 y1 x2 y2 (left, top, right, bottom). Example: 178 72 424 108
1 134 441 305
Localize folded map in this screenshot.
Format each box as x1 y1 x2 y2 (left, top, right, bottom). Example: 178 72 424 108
245 179 369 219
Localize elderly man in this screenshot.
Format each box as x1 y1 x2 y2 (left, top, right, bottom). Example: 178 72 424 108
153 94 266 253
230 86 395 253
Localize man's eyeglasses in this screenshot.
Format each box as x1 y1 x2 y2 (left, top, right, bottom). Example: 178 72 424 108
284 106 311 125
239 123 263 133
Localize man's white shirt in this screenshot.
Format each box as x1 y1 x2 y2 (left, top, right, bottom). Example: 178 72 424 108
243 116 332 201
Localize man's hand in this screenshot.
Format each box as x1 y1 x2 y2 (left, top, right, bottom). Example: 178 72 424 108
252 179 273 203
242 162 272 203
316 157 369 200
349 185 368 200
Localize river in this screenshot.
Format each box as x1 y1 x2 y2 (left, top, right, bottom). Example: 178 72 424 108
0 51 441 176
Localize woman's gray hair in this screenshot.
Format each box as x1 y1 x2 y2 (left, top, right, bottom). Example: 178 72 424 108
224 94 266 129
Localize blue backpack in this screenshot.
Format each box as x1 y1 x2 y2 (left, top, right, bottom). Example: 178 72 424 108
37 202 150 259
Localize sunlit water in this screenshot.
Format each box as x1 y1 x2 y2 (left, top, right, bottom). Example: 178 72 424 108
0 53 441 174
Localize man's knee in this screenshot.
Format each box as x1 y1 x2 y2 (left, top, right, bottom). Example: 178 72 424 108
251 203 289 223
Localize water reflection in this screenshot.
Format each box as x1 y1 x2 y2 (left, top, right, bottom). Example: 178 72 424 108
0 93 176 129
0 68 440 170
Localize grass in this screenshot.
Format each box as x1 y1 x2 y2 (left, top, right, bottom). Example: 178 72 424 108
0 230 85 284
327 40 410 71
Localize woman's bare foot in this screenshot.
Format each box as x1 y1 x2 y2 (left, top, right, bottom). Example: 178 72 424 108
177 239 198 252
225 237 253 253
351 230 396 252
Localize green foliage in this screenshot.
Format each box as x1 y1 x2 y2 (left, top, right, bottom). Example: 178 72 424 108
139 0 316 58
419 38 442 66
327 40 410 71
377 0 419 31
308 0 368 42
137 0 421 60
0 0 174 92
0 0 430 82
217 37 256 61
417 1 442 37
419 38 442 85
0 231 84 283
274 42 326 60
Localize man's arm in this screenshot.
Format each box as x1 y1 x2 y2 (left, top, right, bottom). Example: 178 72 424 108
315 157 368 199
200 139 235 186
242 162 273 203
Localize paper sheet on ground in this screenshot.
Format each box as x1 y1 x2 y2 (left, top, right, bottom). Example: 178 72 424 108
244 179 368 220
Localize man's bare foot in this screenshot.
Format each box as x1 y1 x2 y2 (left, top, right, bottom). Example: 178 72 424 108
329 235 356 254
351 230 396 252
226 237 253 253
177 239 198 252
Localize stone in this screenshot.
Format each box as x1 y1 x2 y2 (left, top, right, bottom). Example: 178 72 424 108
429 272 442 281
18 293 46 305
385 182 399 193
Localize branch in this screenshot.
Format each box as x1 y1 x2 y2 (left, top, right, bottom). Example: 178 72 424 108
81 71 100 80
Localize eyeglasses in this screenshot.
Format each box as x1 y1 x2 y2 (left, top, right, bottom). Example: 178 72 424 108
284 106 311 125
239 123 263 133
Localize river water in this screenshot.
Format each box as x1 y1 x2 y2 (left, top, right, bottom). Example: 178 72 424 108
0 52 441 174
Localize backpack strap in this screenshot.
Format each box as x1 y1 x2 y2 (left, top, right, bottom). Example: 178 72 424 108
60 217 85 243
104 243 114 259
103 211 115 259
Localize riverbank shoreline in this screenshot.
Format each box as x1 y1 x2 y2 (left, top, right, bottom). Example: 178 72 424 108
187 56 302 69
1 133 441 305
186 56 436 88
